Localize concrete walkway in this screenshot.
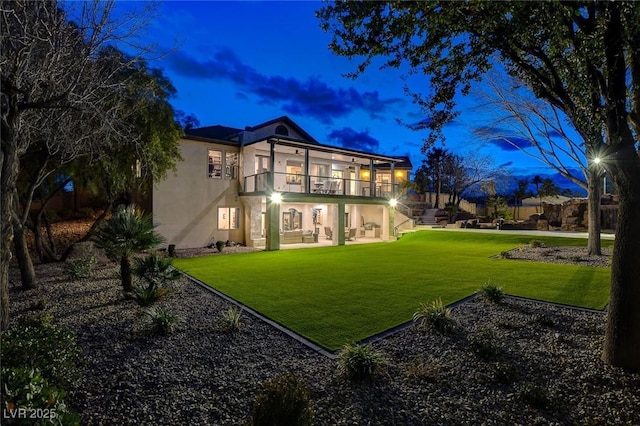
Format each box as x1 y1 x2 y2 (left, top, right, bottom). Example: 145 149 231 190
425 226 616 240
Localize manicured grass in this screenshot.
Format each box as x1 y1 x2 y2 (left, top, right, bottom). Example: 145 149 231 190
174 231 612 351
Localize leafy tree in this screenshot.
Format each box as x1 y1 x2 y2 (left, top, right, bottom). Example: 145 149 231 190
424 147 449 208
540 178 561 200
93 205 164 293
0 0 159 328
318 1 640 369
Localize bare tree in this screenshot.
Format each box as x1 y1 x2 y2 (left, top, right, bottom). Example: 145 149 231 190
0 0 158 329
477 73 603 255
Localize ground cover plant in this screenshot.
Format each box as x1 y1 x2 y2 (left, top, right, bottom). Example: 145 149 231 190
174 231 612 351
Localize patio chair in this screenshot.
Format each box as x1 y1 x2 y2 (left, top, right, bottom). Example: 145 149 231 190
324 227 333 239
345 227 357 241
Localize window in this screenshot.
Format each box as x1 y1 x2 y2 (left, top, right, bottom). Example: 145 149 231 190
275 125 289 136
282 209 302 231
209 149 238 179
225 152 238 179
218 207 240 230
208 149 222 178
286 161 303 184
310 163 330 179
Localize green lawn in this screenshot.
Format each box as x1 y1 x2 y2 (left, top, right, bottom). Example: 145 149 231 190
174 231 612 351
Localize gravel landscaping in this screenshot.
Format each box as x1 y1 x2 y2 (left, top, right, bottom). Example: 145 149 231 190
7 242 639 424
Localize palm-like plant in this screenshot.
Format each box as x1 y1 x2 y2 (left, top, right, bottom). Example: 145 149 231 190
93 205 164 293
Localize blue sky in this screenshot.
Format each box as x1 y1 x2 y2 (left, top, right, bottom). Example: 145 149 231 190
126 1 586 194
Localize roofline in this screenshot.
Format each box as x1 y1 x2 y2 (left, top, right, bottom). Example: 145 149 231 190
249 116 320 145
245 136 404 163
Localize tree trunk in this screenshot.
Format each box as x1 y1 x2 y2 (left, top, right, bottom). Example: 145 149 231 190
13 222 37 290
587 169 602 256
120 255 133 293
602 156 640 370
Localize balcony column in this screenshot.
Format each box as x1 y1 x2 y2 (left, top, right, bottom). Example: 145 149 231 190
267 140 275 192
390 162 396 198
265 195 280 251
304 148 310 194
369 159 375 197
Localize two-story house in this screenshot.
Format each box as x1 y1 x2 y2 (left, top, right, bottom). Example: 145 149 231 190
152 116 412 250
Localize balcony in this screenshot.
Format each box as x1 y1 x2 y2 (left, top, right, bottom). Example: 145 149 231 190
242 172 398 198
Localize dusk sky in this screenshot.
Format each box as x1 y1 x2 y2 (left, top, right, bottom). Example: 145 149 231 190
124 1 586 194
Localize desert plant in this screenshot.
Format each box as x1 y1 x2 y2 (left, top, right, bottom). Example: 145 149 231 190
130 253 181 306
251 373 314 426
468 326 499 360
215 240 225 252
404 355 442 383
130 285 173 307
144 306 181 335
337 343 387 381
413 298 455 334
29 296 49 311
217 306 243 332
63 256 97 280
532 313 555 328
529 239 545 248
93 204 164 293
479 281 505 304
499 250 512 259
518 382 552 409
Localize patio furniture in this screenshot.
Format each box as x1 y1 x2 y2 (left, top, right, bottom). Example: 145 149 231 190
324 227 333 239
345 227 357 241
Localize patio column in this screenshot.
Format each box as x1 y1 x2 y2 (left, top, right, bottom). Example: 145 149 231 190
369 158 375 197
265 195 280 251
338 202 346 245
304 148 310 194
390 162 396 198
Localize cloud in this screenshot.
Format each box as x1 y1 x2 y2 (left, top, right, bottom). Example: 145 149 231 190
166 49 401 124
326 127 380 152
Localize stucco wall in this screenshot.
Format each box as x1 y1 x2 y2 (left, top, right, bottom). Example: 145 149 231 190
153 139 242 249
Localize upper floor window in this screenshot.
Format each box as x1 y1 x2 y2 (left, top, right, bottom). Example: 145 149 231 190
275 125 289 136
208 149 222 178
286 160 303 185
209 149 238 179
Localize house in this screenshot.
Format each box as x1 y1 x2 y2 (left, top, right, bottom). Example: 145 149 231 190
152 116 412 250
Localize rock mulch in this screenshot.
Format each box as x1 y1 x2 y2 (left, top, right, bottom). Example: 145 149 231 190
7 245 639 424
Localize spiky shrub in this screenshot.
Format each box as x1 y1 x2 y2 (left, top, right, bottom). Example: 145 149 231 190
468 326 499 360
413 298 455 334
144 306 181 335
130 253 181 306
479 281 505 304
251 373 314 426
93 205 164 293
337 343 387 381
63 256 97 280
217 306 243 332
529 239 545 248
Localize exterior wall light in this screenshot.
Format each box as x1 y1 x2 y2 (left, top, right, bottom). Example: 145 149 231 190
271 192 283 203
389 198 398 207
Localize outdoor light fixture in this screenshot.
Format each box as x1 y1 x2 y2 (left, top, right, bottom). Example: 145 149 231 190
389 198 398 207
593 157 602 164
270 192 282 203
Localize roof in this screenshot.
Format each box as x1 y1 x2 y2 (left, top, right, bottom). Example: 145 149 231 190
248 116 320 145
374 155 413 169
185 125 242 141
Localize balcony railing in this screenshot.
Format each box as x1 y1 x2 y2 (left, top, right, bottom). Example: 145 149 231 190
243 172 398 198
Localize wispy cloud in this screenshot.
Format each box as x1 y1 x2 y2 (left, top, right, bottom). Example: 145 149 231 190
166 48 401 124
326 127 380 152
473 125 532 151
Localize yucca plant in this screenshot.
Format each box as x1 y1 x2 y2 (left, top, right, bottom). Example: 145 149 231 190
93 205 164 293
337 343 387 381
217 306 243 332
479 281 505 304
413 298 455 334
144 306 181 335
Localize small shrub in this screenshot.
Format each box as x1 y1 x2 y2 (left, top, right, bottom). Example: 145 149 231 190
413 298 455 334
489 361 518 384
337 343 387 381
499 250 512 259
529 239 545 248
215 240 225 252
29 296 49 311
144 306 182 335
468 326 499 360
404 355 442 382
19 311 54 328
519 382 551 409
168 244 176 257
479 281 505 304
130 253 181 306
532 313 555 328
1 319 83 390
251 373 314 426
217 306 243 332
63 256 97 280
